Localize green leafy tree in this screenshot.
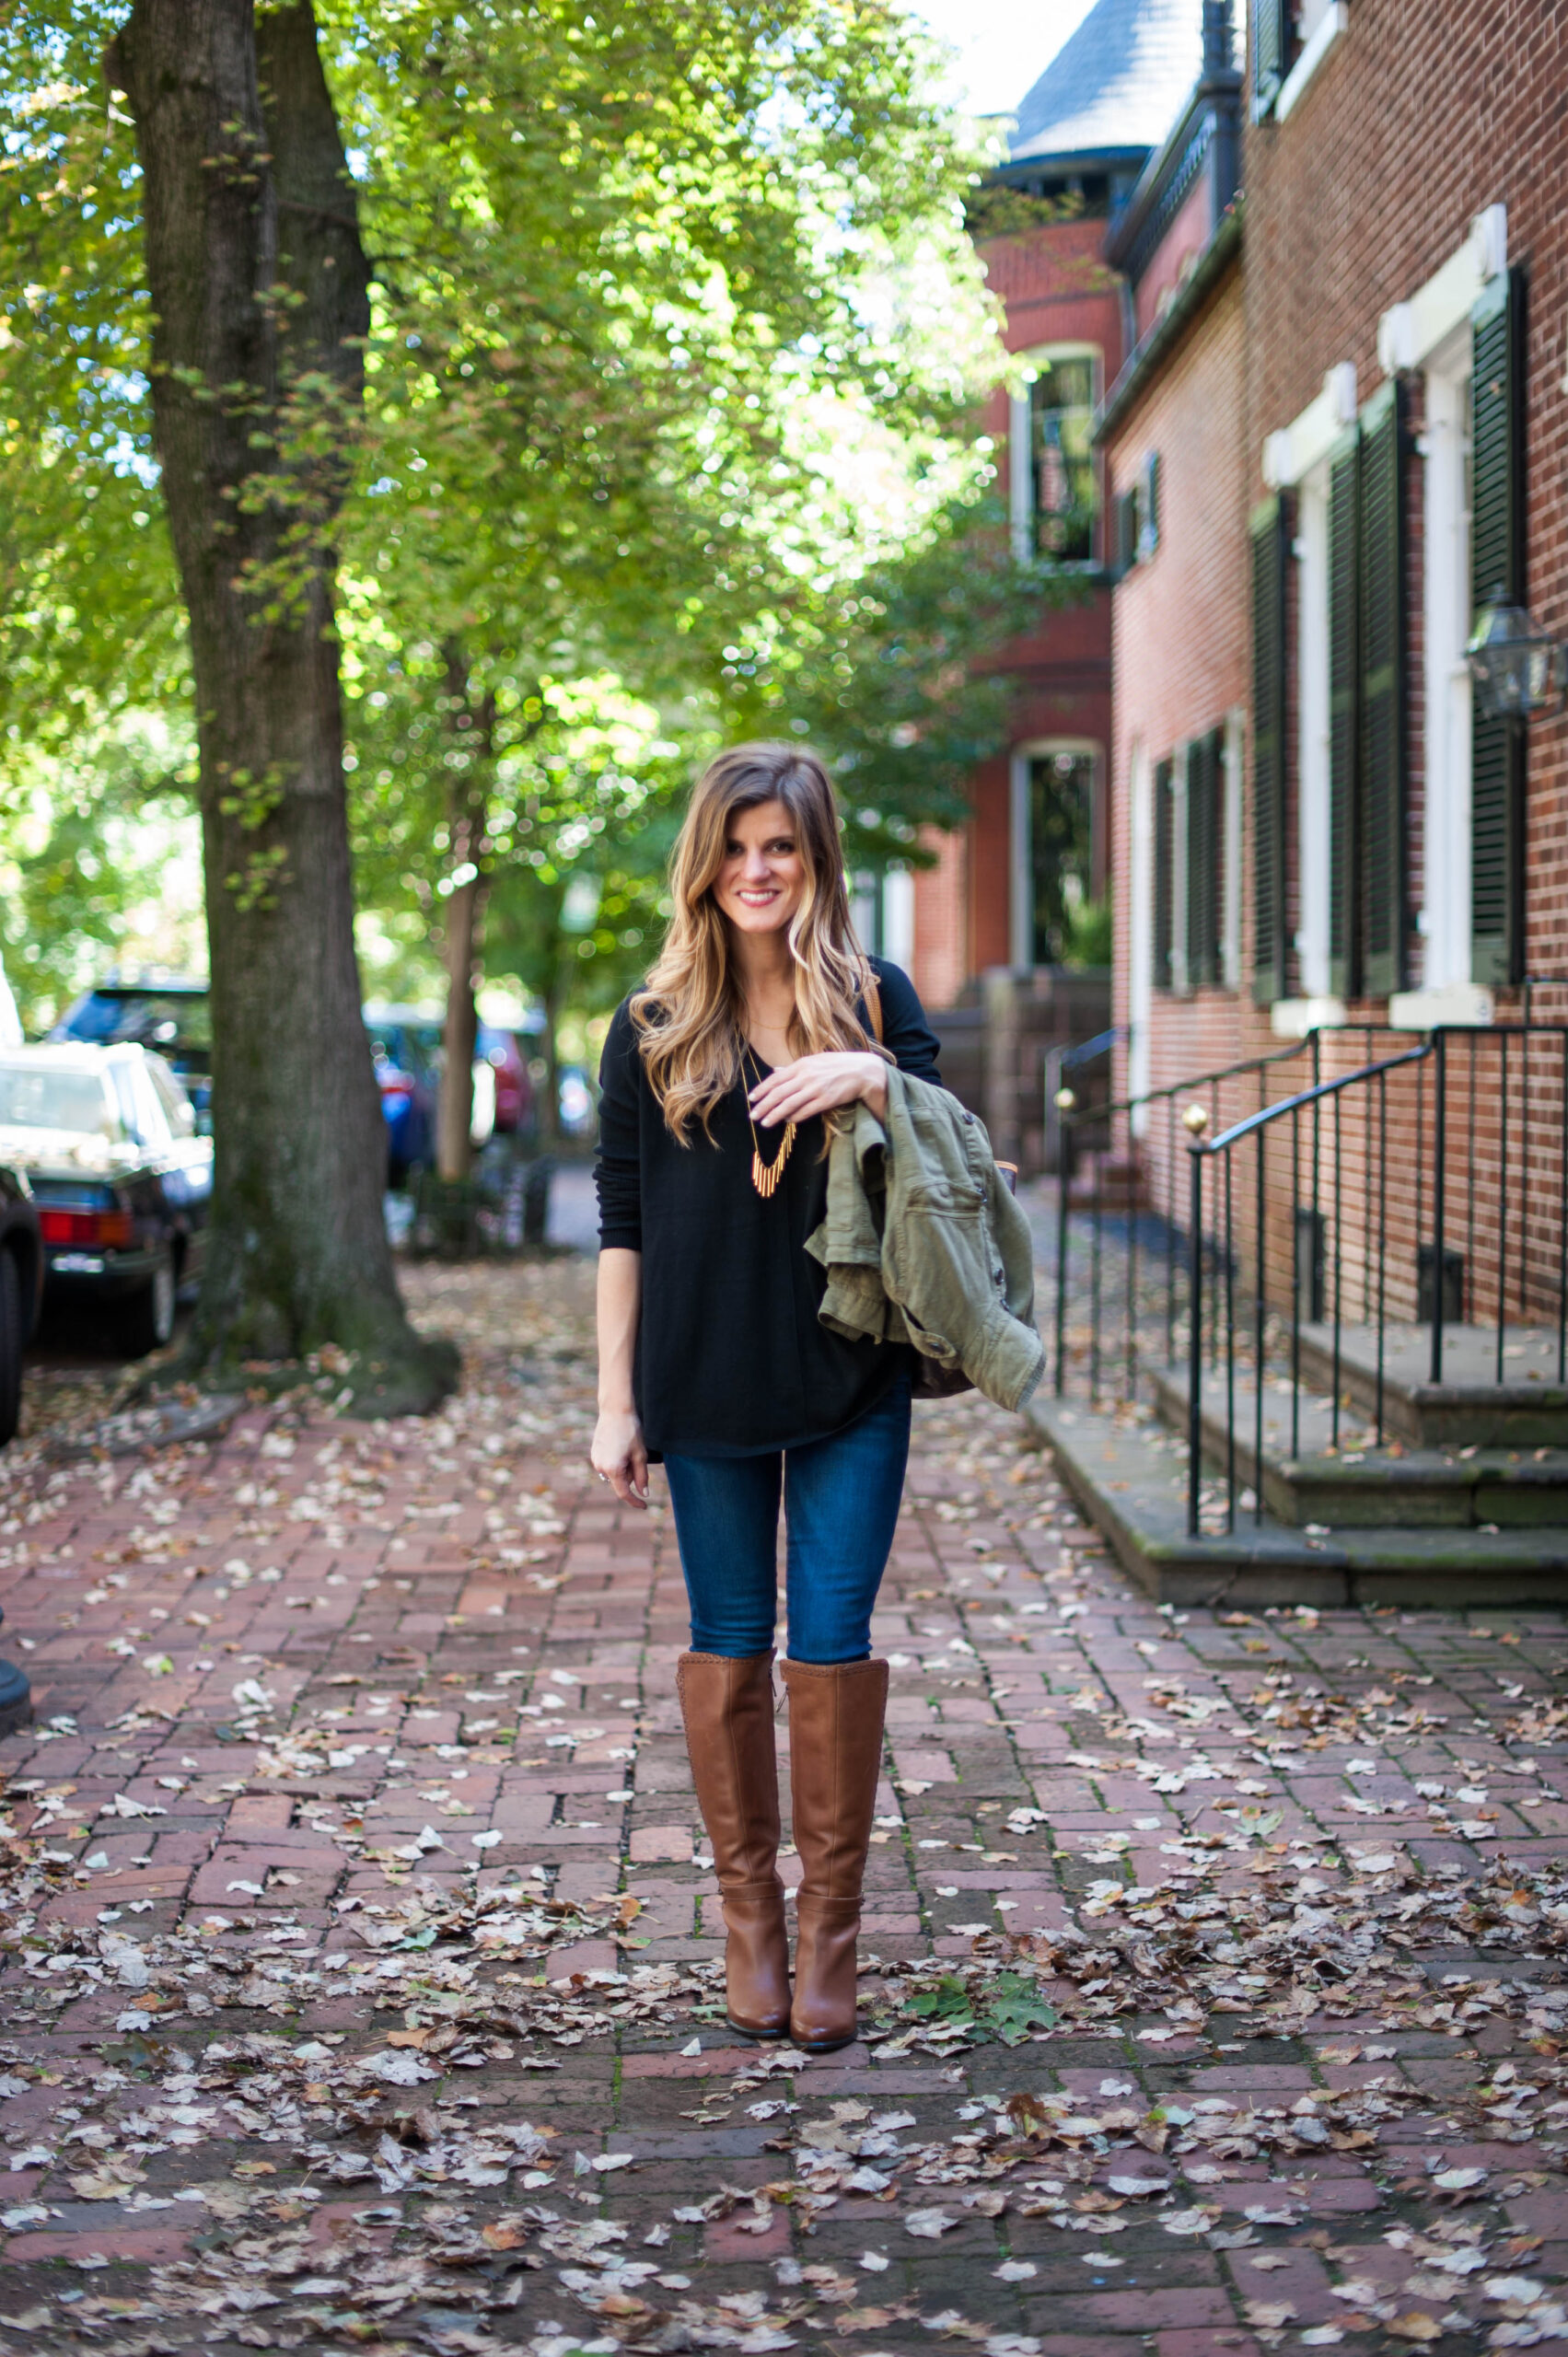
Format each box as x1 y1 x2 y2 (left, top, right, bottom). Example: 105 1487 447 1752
0 0 1045 1331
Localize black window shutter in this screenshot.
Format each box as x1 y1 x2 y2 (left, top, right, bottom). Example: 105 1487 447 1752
1470 266 1527 987
1250 498 1287 1007
1253 0 1286 111
1153 756 1174 991
1113 489 1137 577
1186 729 1225 988
1187 736 1212 987
1327 428 1361 998
1358 381 1406 1000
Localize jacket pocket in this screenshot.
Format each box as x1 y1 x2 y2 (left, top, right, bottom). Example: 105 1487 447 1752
883 1204 996 1364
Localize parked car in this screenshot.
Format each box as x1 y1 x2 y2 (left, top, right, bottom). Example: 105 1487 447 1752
558 1064 594 1136
0 1045 212 1357
0 1167 42 1444
364 1006 441 1186
477 1025 533 1138
52 978 213 1126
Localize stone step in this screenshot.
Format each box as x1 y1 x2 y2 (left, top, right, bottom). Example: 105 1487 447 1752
1292 1319 1568 1446
1024 1394 1568 1608
1147 1364 1568 1527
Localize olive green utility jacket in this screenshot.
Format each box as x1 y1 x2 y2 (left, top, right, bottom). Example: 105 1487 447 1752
804 1067 1044 1412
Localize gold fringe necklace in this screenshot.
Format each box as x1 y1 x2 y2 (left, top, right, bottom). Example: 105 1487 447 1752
743 1048 796 1200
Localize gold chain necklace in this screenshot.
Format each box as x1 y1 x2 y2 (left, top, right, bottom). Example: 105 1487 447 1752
742 1047 796 1200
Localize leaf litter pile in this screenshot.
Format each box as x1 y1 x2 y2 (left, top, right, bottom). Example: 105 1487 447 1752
3 1263 1568 2348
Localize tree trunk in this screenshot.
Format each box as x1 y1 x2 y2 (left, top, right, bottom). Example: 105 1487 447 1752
437 870 483 1181
436 655 492 1183
109 0 451 1411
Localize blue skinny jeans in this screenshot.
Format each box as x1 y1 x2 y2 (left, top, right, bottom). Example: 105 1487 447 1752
662 1367 912 1664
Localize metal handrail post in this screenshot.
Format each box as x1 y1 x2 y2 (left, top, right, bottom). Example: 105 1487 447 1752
1054 1101 1072 1396
1188 1137 1205 1539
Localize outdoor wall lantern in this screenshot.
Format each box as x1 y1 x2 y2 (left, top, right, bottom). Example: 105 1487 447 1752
1467 598 1568 719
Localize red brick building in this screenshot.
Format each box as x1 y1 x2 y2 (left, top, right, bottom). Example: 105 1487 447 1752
900 0 1203 1163
1072 0 1568 1494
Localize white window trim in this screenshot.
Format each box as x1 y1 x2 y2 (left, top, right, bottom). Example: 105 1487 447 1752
1295 461 1332 997
1262 363 1356 491
881 867 915 975
1376 205 1506 376
1416 329 1473 997
1009 737 1102 970
1128 742 1152 1127
1008 343 1103 567
1275 3 1348 122
1223 709 1245 992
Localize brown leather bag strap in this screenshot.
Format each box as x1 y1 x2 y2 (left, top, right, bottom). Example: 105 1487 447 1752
864 970 884 1045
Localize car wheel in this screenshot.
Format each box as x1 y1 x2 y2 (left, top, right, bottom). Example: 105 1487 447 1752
122 1248 178 1359
0 1250 22 1446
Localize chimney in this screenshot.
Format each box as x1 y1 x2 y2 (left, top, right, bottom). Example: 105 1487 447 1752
1202 0 1234 77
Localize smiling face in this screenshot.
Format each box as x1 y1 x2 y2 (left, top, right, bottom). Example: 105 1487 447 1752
710 797 807 938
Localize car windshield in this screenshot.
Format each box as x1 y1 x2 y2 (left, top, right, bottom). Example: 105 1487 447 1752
0 1063 119 1136
64 991 211 1051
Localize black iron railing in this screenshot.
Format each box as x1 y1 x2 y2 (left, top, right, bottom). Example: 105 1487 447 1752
1051 1017 1568 1543
1186 1041 1430 1534
1052 1026 1399 1402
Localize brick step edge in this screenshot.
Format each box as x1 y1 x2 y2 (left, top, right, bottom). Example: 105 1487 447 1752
1021 1394 1568 1608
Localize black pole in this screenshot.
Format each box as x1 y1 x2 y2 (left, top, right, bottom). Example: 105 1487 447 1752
1188 1141 1204 1539
1430 1029 1447 1384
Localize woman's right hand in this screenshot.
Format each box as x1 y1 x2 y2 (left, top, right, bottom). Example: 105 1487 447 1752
591 1408 648 1509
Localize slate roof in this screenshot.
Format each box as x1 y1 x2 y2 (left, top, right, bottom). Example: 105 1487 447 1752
1009 0 1203 166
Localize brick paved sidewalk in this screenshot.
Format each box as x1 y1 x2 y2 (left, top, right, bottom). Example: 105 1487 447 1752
3 1257 1568 2356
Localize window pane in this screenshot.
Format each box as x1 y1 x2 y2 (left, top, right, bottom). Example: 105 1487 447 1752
1031 356 1098 561
0 1062 118 1135
1029 752 1096 965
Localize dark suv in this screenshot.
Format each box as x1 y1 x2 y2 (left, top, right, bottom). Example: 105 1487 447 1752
0 1167 41 1444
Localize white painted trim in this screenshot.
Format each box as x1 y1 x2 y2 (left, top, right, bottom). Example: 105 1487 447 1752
1420 354 1473 993
1128 743 1152 1129
1388 982 1494 1031
1276 3 1348 122
1222 710 1244 992
1376 204 1506 375
1008 749 1031 968
1271 995 1347 1039
882 867 915 975
1008 389 1032 564
1295 465 1332 996
1262 363 1357 491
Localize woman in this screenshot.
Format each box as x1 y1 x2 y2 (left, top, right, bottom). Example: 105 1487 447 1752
591 741 941 2053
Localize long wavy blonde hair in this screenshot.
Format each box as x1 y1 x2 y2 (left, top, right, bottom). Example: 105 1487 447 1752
633 741 881 1143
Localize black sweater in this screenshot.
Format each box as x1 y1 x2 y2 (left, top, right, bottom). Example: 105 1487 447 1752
594 957 942 1457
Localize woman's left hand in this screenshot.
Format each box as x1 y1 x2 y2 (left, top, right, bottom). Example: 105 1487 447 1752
748 1050 888 1129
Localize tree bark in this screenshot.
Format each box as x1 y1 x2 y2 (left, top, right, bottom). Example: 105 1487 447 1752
108 0 452 1409
436 655 492 1183
437 869 483 1181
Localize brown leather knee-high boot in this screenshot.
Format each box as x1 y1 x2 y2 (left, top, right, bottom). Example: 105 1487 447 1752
781 1655 889 2054
676 1651 790 2040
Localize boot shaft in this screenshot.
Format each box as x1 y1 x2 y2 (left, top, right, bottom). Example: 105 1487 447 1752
676 1650 782 1888
780 1655 889 1901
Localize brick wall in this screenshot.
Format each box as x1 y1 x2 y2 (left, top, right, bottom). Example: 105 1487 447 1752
1243 0 1568 998
912 215 1129 1015
1106 259 1257 1223
1091 1 1568 1349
